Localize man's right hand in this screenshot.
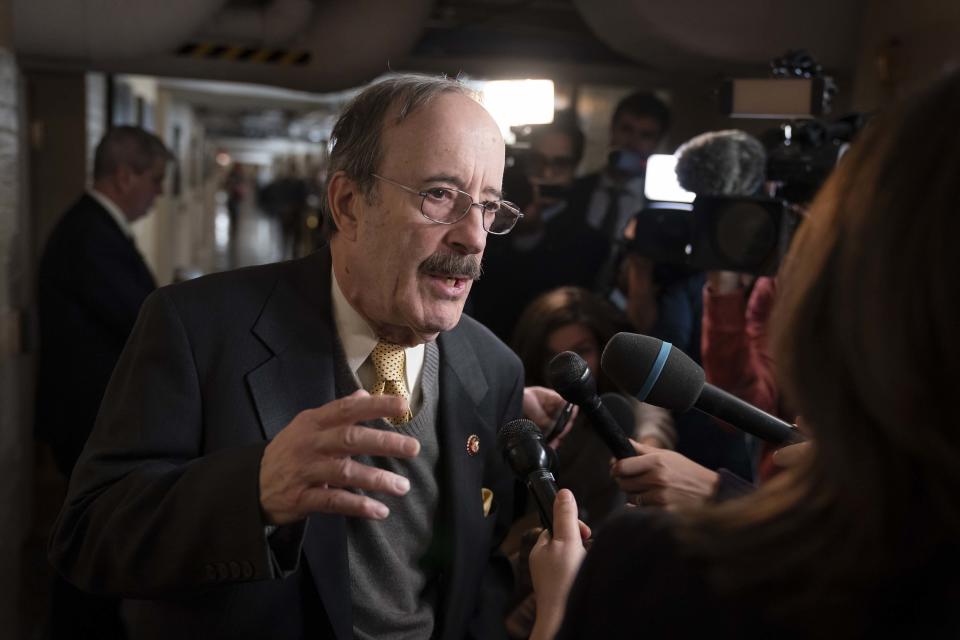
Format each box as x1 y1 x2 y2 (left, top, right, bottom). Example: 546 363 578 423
259 390 420 526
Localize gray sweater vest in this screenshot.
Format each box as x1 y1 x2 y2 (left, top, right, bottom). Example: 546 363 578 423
334 338 441 640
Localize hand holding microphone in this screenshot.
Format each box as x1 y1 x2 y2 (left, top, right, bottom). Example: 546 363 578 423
522 386 577 447
612 441 720 509
529 489 588 640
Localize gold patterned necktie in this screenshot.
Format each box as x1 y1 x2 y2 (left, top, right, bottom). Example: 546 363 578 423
369 340 414 425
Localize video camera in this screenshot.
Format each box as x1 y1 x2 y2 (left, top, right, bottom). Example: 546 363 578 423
627 155 802 277
624 50 864 276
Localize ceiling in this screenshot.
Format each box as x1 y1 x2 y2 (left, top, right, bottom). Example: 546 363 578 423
14 0 868 91
14 0 870 141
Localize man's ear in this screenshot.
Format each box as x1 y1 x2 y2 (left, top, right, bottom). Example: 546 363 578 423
327 171 361 241
114 165 134 194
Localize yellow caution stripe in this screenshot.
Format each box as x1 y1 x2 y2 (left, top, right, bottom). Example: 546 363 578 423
175 43 311 66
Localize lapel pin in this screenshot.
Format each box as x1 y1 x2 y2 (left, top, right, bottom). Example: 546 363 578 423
466 434 480 456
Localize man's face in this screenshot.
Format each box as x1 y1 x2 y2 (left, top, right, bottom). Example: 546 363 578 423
527 131 577 187
333 93 505 345
610 112 663 160
123 158 166 221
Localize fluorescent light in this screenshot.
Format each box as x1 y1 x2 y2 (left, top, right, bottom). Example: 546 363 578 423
479 79 555 142
644 154 696 203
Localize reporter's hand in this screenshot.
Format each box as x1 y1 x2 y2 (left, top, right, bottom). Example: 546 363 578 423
772 442 812 468
612 441 719 509
529 489 588 640
259 390 421 525
522 386 577 447
773 417 813 468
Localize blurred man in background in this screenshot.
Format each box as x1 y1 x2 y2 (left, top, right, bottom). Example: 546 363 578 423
35 125 173 639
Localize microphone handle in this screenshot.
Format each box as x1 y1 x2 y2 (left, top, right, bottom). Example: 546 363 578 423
584 398 637 459
696 383 806 445
527 469 559 533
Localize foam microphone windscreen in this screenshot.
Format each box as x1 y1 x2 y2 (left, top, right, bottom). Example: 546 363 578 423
601 332 705 412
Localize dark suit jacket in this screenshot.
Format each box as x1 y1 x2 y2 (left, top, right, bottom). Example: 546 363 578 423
49 248 524 640
35 193 157 476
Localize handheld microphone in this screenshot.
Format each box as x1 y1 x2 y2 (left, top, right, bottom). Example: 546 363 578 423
600 392 636 438
498 419 559 532
546 351 637 459
601 332 805 445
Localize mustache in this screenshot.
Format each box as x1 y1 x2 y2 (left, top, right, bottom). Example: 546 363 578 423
419 252 483 281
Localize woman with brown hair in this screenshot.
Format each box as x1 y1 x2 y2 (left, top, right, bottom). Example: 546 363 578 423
528 70 960 638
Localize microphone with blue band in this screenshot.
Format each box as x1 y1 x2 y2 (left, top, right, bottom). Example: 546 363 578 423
635 340 673 402
602 332 806 446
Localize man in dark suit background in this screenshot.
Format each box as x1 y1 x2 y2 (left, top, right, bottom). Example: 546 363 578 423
50 75 525 639
35 126 172 638
36 125 170 477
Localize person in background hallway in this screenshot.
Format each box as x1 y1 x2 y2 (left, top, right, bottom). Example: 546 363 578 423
564 92 670 261
35 125 173 640
49 75 525 640
470 115 607 342
529 69 960 639
223 163 246 268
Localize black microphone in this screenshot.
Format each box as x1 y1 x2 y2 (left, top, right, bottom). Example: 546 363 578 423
498 418 559 532
601 332 805 445
600 392 636 438
546 351 637 459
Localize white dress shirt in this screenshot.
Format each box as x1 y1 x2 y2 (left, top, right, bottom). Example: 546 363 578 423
585 173 647 239
88 189 134 239
330 271 425 413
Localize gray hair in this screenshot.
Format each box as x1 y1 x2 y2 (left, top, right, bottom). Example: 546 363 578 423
675 129 766 197
322 74 478 238
93 126 173 181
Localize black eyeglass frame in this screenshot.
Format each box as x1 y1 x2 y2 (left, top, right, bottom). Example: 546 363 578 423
370 173 523 235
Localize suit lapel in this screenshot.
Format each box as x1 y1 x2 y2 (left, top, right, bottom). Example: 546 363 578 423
245 248 352 640
436 327 492 638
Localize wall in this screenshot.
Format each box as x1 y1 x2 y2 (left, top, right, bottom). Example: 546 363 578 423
0 0 30 635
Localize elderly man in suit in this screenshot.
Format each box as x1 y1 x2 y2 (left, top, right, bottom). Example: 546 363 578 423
36 126 172 639
50 75 526 640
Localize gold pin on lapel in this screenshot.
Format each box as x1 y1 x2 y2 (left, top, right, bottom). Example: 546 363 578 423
466 434 480 456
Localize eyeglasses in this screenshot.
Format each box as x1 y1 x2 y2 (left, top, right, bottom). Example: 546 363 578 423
371 173 523 235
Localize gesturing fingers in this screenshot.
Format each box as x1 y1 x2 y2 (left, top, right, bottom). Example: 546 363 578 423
316 424 420 459
306 391 411 430
304 456 411 497
296 486 393 520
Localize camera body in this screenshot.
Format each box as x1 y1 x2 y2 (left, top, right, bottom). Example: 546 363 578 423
628 196 800 276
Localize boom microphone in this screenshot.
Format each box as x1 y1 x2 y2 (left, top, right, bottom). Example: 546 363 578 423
546 351 637 459
498 419 559 532
601 332 805 445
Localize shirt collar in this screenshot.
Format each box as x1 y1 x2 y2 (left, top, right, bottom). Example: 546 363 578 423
88 189 134 238
330 270 425 383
